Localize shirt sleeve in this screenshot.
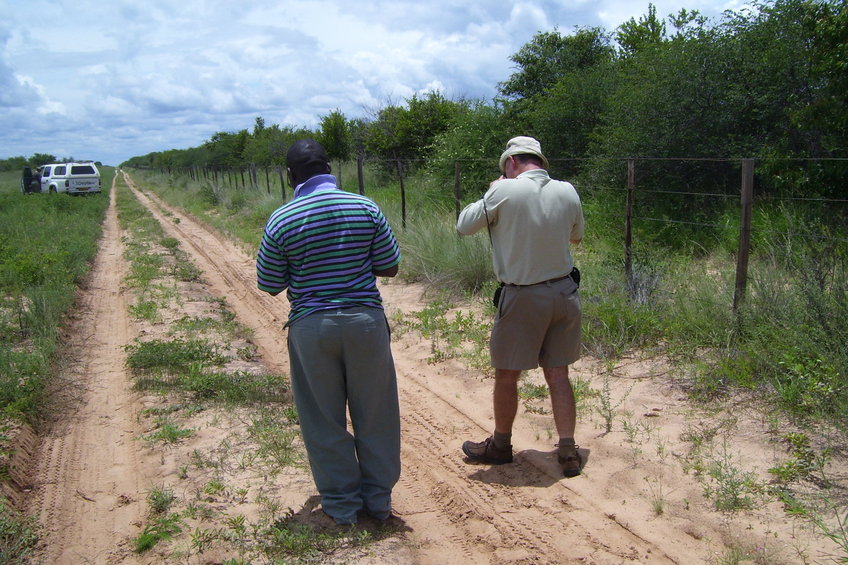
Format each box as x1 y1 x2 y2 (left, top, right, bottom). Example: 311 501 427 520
370 209 401 270
256 225 289 294
570 193 585 243
456 198 490 235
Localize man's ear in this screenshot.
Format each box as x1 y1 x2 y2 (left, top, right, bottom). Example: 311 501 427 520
287 168 296 187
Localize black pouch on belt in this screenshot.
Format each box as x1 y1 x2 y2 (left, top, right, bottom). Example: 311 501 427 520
492 283 504 307
571 266 581 287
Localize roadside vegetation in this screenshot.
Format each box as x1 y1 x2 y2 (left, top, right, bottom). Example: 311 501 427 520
0 169 113 421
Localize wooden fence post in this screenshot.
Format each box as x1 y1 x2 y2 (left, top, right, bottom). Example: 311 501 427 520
396 159 407 230
733 159 755 312
454 161 462 221
357 154 365 195
625 159 635 286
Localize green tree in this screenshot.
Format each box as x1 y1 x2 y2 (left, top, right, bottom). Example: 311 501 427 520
29 153 57 167
0 156 29 172
428 101 507 198
365 92 464 172
204 130 250 171
499 27 614 101
319 109 352 184
616 3 667 56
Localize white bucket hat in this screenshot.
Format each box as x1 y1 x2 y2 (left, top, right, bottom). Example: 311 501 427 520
498 136 549 173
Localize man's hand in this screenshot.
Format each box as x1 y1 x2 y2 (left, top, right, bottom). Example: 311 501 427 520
373 264 399 278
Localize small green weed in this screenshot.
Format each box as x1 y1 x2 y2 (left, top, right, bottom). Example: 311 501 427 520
126 253 164 289
645 477 668 516
204 479 227 496
171 249 203 282
768 432 832 487
143 417 194 445
403 298 492 370
703 443 764 512
595 364 632 434
160 237 180 250
519 378 549 413
261 511 373 562
135 513 182 553
248 409 301 470
518 381 548 401
147 484 177 514
128 299 158 321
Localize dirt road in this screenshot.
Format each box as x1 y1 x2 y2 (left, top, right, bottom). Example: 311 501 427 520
21 172 843 564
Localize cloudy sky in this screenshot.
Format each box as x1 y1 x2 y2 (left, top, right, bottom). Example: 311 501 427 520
2 0 745 166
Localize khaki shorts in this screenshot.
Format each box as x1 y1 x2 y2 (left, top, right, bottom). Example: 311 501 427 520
490 277 581 370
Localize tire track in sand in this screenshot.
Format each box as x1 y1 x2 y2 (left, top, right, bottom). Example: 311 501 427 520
122 173 289 377
28 176 147 564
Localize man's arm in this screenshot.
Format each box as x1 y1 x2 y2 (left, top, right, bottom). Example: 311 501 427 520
456 199 489 235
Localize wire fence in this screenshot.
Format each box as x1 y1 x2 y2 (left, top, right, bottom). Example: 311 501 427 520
148 156 848 310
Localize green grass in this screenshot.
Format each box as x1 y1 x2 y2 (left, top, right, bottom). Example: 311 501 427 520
0 170 112 421
124 336 289 403
124 337 228 375
142 417 194 445
135 513 183 553
260 511 374 563
247 408 302 469
147 484 177 514
0 498 39 564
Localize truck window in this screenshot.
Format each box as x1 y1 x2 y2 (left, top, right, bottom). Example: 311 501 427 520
70 165 96 174
42 166 51 176
55 165 67 175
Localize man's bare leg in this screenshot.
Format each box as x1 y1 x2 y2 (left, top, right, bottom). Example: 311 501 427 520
543 365 575 438
493 368 522 434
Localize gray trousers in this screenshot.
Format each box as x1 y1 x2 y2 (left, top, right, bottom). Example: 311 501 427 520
287 306 401 524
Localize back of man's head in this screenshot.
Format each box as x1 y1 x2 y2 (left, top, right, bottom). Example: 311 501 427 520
286 139 330 184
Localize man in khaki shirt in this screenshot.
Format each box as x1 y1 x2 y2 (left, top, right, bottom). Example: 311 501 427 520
456 136 585 477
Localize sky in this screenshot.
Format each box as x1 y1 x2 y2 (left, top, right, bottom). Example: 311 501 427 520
1 0 746 166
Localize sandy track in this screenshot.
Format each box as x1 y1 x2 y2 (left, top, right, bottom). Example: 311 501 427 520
28 180 147 564
22 171 842 564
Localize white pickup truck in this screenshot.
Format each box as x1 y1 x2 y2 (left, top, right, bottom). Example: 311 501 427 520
37 162 102 195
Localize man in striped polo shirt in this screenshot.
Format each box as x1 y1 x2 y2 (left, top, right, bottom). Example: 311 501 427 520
256 139 402 526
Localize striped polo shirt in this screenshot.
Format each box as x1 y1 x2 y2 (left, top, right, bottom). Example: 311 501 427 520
256 174 401 325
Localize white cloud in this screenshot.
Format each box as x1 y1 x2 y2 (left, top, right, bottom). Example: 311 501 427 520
0 0 738 165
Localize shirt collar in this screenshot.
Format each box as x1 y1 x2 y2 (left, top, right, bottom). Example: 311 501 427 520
517 168 549 180
294 174 338 198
